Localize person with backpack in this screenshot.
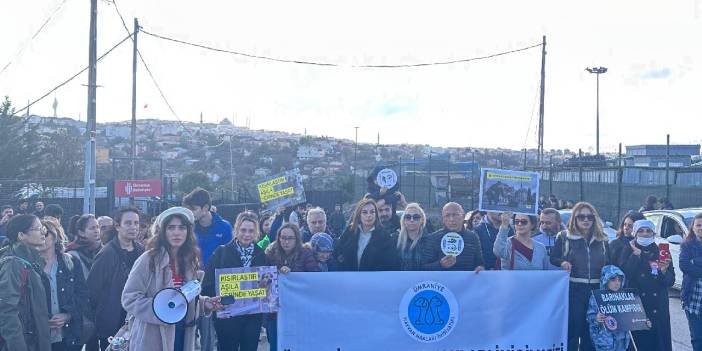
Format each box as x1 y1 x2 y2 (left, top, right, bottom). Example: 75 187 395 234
550 202 610 351
39 219 88 351
0 214 51 351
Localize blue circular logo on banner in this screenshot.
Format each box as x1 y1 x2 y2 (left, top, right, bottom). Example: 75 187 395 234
399 281 459 343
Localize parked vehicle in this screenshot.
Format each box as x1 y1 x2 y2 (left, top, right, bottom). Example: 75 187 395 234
643 208 701 290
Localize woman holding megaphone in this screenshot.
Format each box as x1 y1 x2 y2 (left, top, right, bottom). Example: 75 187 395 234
121 207 223 351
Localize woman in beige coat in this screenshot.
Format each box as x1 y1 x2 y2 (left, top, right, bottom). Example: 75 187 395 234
122 207 223 351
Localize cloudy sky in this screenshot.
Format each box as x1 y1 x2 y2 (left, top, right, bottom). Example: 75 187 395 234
1 0 701 152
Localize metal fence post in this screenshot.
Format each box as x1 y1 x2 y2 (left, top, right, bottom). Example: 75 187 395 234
579 149 584 201
549 155 553 196
617 143 623 222
666 134 671 200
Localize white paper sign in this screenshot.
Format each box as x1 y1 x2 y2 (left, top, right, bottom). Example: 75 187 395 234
376 168 398 189
441 232 464 256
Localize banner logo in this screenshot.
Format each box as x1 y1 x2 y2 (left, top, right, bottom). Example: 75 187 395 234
399 281 458 343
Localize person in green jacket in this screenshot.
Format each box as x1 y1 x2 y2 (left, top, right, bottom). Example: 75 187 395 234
0 214 51 351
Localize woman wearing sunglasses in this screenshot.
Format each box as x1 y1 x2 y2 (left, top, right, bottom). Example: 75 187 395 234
394 203 428 271
493 212 551 270
550 202 610 351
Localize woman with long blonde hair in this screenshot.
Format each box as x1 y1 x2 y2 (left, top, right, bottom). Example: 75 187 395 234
395 203 427 271
550 201 610 350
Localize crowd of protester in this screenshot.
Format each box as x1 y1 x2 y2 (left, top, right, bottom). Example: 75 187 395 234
0 190 700 351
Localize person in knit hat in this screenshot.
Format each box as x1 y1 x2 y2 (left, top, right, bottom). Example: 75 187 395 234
306 232 336 271
620 219 675 351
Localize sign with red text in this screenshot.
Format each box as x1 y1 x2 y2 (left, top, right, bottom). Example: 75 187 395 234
115 180 162 197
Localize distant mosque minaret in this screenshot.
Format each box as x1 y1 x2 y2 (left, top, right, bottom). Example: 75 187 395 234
52 95 58 118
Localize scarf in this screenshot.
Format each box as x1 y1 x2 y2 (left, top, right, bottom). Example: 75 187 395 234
235 240 255 267
66 235 101 259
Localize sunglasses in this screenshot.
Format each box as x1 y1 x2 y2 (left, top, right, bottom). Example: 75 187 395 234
576 214 595 222
513 219 530 226
403 214 422 222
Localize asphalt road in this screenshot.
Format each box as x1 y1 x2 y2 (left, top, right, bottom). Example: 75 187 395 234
670 290 693 351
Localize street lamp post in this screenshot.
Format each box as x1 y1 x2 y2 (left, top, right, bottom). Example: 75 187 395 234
585 66 607 155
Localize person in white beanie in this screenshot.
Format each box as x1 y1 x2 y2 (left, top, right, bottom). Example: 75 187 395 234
620 219 675 351
121 207 224 351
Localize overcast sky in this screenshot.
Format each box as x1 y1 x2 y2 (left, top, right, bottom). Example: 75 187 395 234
2 0 701 152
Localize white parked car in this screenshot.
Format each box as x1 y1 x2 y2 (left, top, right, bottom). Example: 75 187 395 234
643 208 701 290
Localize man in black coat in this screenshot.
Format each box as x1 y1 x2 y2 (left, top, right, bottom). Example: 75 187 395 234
421 202 484 272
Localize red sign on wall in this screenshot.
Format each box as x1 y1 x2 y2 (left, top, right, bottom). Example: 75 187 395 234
115 180 162 197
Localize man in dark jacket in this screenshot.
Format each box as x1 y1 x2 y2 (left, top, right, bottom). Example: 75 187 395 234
474 211 512 270
86 207 144 351
0 205 14 245
0 214 51 351
300 207 336 242
421 202 484 272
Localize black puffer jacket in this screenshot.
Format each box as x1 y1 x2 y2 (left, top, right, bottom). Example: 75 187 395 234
550 230 610 282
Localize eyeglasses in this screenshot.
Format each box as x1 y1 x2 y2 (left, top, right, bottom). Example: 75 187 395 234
280 236 296 241
576 214 595 222
513 219 530 226
403 214 422 222
28 226 47 234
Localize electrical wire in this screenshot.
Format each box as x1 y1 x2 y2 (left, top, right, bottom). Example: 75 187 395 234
140 28 543 69
111 0 196 135
13 33 133 117
0 0 71 77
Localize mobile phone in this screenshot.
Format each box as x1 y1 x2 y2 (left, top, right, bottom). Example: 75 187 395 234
220 296 236 305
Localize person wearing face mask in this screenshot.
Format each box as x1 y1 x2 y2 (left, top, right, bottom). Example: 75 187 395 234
550 202 610 351
609 211 645 269
202 211 267 351
334 198 399 271
66 214 102 281
86 207 144 351
620 220 674 351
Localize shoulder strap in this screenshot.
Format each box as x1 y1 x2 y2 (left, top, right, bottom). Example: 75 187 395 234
510 237 516 270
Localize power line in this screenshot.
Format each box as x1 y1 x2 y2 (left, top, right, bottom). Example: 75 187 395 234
13 33 132 117
0 0 71 78
110 0 196 135
140 28 543 68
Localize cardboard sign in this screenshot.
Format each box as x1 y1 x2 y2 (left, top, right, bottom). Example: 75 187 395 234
215 266 279 318
478 168 539 216
593 288 649 332
256 169 306 211
441 232 464 256
376 168 398 189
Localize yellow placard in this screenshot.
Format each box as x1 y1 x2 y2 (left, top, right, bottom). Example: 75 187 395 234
257 175 295 203
218 272 265 298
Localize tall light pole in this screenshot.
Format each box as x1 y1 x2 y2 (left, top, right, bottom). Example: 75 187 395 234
585 66 607 155
354 126 359 166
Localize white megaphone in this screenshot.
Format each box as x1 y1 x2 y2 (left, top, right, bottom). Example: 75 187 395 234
153 280 201 324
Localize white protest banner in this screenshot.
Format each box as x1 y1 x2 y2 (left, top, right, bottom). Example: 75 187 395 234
215 266 279 318
479 168 540 215
279 271 568 350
